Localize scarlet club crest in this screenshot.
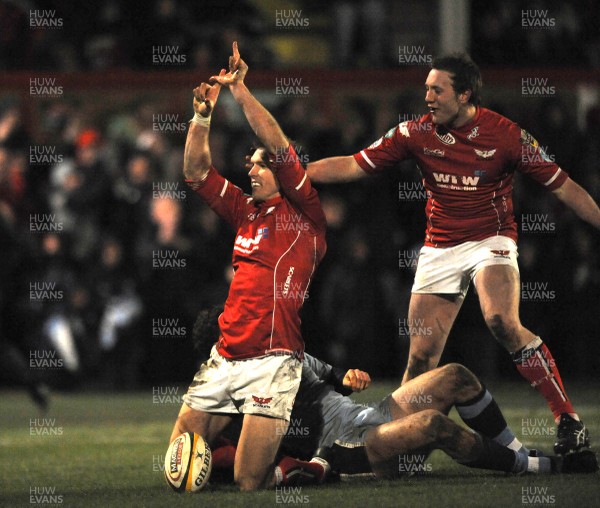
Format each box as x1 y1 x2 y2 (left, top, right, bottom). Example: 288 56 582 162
474 148 497 159
490 250 510 258
252 395 273 408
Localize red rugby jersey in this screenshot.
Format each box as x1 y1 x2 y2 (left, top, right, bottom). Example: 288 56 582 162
186 145 326 360
354 107 568 247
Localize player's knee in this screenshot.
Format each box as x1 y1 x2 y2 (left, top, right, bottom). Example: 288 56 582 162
484 312 504 335
484 313 519 344
234 471 264 492
441 363 481 396
237 481 261 492
439 362 463 379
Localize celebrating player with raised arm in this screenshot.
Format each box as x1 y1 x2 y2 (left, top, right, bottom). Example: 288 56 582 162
307 53 600 456
170 42 326 491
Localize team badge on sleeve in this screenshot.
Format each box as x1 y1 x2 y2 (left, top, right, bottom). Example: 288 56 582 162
367 124 404 149
386 125 399 138
520 129 553 162
520 128 539 148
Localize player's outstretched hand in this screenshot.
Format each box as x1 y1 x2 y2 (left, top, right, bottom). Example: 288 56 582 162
193 69 226 118
210 41 248 86
343 369 371 392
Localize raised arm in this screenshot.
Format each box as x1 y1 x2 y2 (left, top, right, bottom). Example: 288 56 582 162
552 177 600 229
211 42 287 154
307 156 367 183
183 71 224 181
212 42 326 232
183 70 248 229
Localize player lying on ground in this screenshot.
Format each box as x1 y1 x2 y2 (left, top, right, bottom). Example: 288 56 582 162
191 307 598 486
307 53 600 455
172 42 327 491
275 357 599 482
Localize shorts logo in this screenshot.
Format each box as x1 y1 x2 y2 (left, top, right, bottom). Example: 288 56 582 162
491 249 510 258
252 395 273 408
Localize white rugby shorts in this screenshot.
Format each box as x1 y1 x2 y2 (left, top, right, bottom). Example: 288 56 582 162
183 346 302 421
411 235 519 297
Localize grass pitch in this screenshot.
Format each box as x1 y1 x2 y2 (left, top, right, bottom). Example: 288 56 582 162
0 382 598 508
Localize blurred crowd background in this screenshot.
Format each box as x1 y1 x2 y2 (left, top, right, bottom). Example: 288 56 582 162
0 0 599 397
1 0 599 70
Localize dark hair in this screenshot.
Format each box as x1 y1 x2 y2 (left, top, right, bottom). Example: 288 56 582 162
250 140 308 170
191 305 223 361
432 53 482 105
250 142 270 164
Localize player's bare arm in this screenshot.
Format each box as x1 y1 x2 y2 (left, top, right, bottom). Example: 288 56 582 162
307 156 367 183
212 42 366 184
552 177 600 230
211 42 288 154
182 70 225 181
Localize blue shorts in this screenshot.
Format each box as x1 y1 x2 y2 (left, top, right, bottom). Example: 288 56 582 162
325 394 393 449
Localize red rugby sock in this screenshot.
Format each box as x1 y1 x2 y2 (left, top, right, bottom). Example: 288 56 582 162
512 337 575 421
211 437 237 469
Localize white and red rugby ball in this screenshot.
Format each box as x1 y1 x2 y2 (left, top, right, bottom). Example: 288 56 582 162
164 432 212 492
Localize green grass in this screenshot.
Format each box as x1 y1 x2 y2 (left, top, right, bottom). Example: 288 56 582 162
1 382 598 507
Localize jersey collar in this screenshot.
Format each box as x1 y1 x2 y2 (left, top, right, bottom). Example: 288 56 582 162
452 106 481 132
256 195 283 210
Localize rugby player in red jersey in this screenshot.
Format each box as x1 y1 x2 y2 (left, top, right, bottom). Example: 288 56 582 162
170 42 326 491
307 53 600 456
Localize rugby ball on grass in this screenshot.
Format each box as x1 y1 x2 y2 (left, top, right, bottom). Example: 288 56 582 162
164 432 212 492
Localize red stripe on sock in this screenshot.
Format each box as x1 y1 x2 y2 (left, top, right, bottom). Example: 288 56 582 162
515 343 574 420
